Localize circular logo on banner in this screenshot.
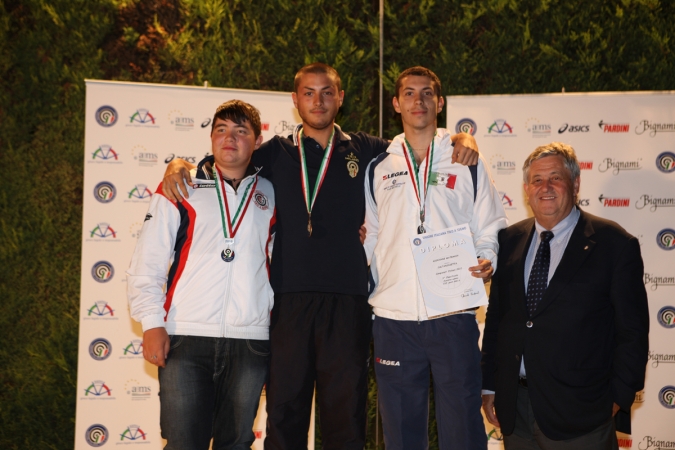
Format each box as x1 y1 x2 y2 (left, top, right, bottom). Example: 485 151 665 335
88 338 112 361
91 261 114 283
93 181 116 203
455 118 477 136
656 229 675 250
85 424 109 446
658 386 675 409
95 106 117 127
657 306 675 328
656 152 675 173
253 191 269 210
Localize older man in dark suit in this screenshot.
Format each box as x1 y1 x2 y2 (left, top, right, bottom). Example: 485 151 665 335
481 142 649 449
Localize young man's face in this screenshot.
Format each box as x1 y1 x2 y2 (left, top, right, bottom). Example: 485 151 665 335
393 75 444 132
210 118 262 172
292 72 344 133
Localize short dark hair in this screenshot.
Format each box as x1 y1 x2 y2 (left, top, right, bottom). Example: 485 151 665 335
394 66 442 98
293 62 342 93
211 100 262 137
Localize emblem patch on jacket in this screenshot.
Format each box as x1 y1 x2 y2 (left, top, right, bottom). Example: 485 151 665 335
253 191 269 210
345 152 360 178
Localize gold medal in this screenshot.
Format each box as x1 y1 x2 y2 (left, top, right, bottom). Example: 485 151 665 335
307 216 313 237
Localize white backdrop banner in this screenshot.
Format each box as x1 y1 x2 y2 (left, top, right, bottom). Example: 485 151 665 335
75 80 314 449
446 91 675 449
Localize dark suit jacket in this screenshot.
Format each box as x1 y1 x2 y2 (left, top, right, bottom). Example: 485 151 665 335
481 209 649 440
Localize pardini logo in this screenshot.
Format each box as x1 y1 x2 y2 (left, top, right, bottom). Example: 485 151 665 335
658 386 675 409
598 158 642 175
455 118 477 135
657 306 675 328
656 152 675 173
579 161 593 170
558 123 590 133
598 120 629 133
93 181 116 203
598 195 630 207
95 106 117 127
91 261 114 283
89 338 112 361
376 357 400 366
656 229 675 250
85 424 109 447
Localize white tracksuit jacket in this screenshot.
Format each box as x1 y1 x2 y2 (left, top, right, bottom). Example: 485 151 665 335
364 129 508 321
127 168 276 340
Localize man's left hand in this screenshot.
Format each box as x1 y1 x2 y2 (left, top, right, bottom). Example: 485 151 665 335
451 132 479 165
469 258 493 283
613 402 620 416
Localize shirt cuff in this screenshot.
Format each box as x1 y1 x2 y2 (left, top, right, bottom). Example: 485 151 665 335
141 314 166 332
482 389 495 395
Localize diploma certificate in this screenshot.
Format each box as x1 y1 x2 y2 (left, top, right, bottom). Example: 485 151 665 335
409 223 488 318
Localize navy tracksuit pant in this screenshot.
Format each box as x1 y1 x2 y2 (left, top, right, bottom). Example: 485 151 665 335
373 313 487 450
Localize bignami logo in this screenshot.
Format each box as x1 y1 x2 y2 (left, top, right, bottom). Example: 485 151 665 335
598 158 642 175
93 181 116 203
85 424 109 447
91 261 114 283
637 436 675 450
635 120 675 137
648 350 675 368
636 195 675 212
644 275 675 291
88 338 112 361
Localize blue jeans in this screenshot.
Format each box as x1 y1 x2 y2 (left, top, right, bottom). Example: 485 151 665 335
158 335 269 450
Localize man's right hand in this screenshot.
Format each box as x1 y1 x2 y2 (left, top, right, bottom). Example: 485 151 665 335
162 159 196 202
142 327 171 368
482 394 500 427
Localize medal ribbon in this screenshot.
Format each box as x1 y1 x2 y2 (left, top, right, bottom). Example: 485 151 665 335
296 126 337 218
401 138 434 227
213 165 258 239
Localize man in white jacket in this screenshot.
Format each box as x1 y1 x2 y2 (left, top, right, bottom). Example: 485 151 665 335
127 100 276 450
364 67 508 450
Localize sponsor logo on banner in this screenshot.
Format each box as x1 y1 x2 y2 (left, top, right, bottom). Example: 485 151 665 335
656 229 675 250
131 145 158 167
95 106 117 127
121 339 144 358
275 120 297 135
93 181 116 203
129 221 143 239
598 195 630 207
125 379 152 401
576 198 590 207
201 117 211 128
455 118 477 135
168 109 194 131
128 108 158 127
656 152 675 173
636 435 675 449
119 424 148 442
489 154 516 174
598 120 629 133
85 301 117 319
91 261 114 283
658 386 675 408
635 120 675 137
164 153 197 164
525 118 551 138
618 436 632 449
598 158 642 175
88 223 119 241
261 123 270 131
85 424 109 447
558 123 590 133
656 306 675 327
635 195 675 211
499 192 517 210
90 145 120 163
89 338 112 361
83 380 115 399
648 350 675 368
486 119 516 137
126 184 153 202
579 161 593 170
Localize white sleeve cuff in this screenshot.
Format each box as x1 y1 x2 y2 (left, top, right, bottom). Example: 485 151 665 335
141 314 166 332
